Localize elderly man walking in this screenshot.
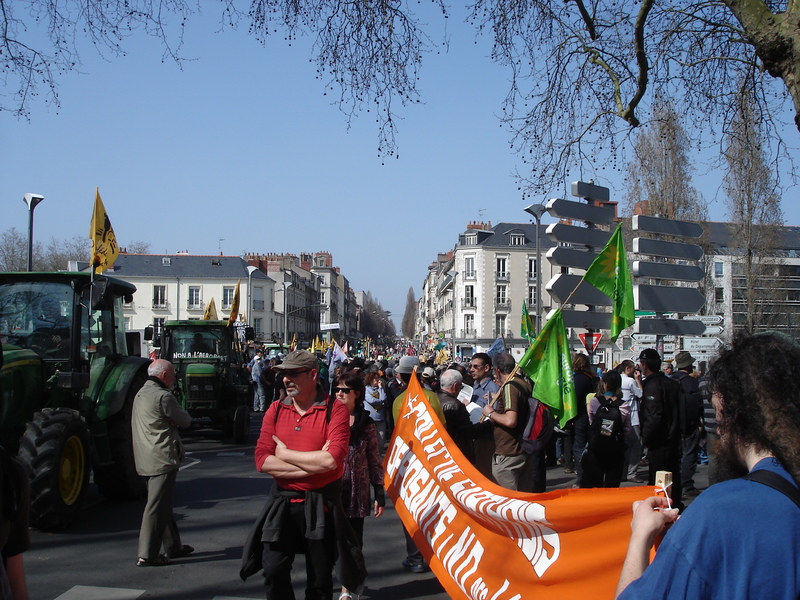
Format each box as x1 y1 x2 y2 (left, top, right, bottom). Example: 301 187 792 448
132 359 193 567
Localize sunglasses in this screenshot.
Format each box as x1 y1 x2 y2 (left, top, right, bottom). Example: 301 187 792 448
282 369 311 378
334 387 354 394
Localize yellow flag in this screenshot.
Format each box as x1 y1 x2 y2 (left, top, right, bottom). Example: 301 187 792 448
89 188 119 275
228 280 241 325
203 298 219 320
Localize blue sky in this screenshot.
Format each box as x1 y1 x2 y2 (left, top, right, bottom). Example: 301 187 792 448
2 5 797 327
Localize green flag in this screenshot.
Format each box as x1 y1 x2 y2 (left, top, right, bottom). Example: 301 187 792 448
518 309 577 428
521 300 536 342
582 223 635 342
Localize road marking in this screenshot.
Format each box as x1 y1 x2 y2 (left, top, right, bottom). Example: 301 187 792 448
53 585 144 599
179 455 202 471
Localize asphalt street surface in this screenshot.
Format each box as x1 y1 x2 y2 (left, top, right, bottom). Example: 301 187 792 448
27 415 709 600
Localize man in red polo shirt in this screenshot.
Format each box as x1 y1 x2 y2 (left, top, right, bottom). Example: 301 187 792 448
254 350 350 600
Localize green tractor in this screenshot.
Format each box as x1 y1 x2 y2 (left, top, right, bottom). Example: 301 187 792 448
0 272 150 530
154 320 252 444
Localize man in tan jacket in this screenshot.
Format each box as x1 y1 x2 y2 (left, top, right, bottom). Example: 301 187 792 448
132 359 193 567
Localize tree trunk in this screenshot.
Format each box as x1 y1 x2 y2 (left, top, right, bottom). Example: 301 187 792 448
723 0 800 131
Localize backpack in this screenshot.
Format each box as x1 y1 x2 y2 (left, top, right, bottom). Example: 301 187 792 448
673 372 703 436
521 395 555 454
507 379 555 454
587 395 625 455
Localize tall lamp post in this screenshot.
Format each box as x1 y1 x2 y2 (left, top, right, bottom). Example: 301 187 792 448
282 281 293 346
524 203 547 333
246 265 258 329
23 193 44 272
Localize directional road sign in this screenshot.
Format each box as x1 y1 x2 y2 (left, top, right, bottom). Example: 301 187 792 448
631 334 676 343
548 274 612 306
546 198 616 224
632 215 704 238
571 181 610 203
685 314 723 325
547 223 612 248
702 325 724 336
546 246 600 270
633 238 705 261
635 284 706 314
561 309 612 330
633 261 705 282
683 337 723 351
635 318 707 336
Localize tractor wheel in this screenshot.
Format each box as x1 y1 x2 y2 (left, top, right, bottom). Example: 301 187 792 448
18 408 92 530
233 405 250 445
93 372 147 501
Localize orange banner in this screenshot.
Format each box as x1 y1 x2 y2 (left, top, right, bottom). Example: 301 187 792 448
385 374 651 600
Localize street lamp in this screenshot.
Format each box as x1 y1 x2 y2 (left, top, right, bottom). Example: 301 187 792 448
23 193 44 272
524 203 547 334
450 272 458 360
246 265 258 327
282 281 293 345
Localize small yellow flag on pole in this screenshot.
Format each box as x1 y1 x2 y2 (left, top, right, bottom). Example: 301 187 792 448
89 188 119 275
228 280 241 326
203 298 219 320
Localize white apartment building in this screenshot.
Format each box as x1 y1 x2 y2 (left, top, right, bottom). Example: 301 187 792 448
419 221 558 359
100 253 274 342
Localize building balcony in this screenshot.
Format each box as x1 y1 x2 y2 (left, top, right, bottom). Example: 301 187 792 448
495 271 509 282
461 328 477 339
253 300 265 310
494 298 512 311
492 328 512 338
463 270 476 281
152 301 169 310
461 298 476 309
187 302 203 310
527 272 538 281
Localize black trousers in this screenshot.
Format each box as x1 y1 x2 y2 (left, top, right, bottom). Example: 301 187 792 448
647 443 683 510
262 502 336 600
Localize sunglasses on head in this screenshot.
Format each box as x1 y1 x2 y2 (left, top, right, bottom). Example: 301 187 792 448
334 387 354 394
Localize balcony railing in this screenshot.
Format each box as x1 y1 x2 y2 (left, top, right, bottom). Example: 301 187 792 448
527 271 538 281
187 301 203 310
253 300 265 310
461 328 477 339
494 298 512 310
463 270 476 280
492 328 512 338
461 298 476 309
152 301 169 310
495 271 509 282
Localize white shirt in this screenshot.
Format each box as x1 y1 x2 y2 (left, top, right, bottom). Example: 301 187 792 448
621 372 642 426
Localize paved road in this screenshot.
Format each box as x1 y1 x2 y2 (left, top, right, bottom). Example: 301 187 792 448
26 415 708 599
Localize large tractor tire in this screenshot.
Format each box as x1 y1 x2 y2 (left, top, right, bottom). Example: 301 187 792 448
18 408 92 530
233 405 250 445
93 372 147 501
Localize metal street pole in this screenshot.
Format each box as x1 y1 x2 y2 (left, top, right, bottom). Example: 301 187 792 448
283 281 292 346
23 193 44 272
246 265 258 327
524 203 547 333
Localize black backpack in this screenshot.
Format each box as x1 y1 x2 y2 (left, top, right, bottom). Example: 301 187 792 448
673 372 703 436
588 395 625 455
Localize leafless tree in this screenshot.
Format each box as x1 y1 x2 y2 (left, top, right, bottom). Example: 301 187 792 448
723 80 784 335
4 0 799 192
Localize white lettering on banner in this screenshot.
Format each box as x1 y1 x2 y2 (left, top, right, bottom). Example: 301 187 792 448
386 391 562 595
